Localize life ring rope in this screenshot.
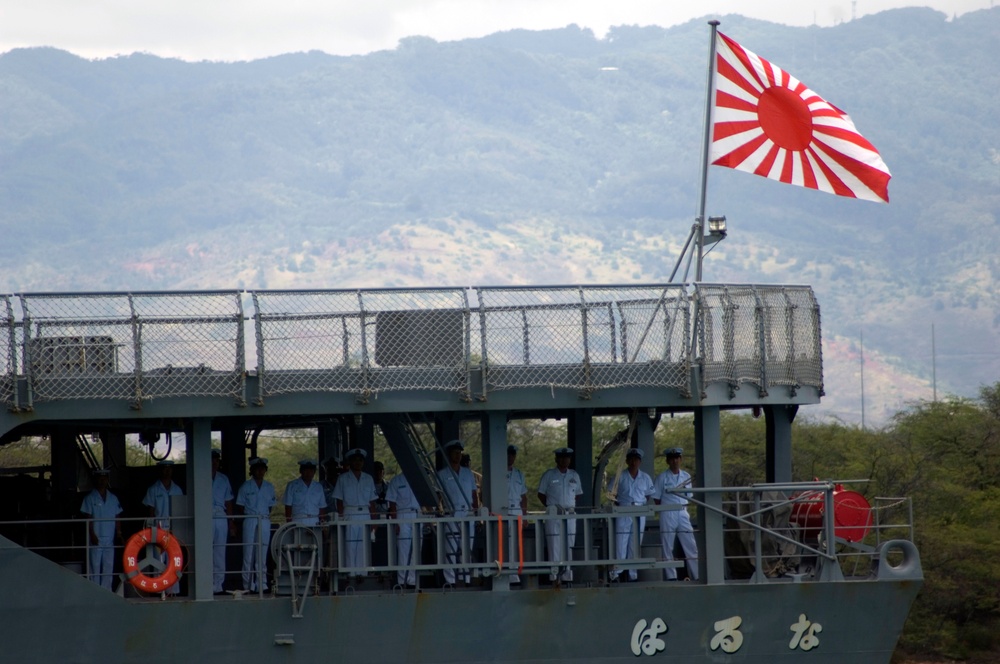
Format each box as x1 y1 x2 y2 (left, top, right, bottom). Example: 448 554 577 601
122 527 184 592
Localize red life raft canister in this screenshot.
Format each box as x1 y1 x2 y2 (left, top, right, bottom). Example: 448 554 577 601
789 484 873 543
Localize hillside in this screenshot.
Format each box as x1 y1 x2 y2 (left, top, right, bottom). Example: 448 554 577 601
1 8 998 424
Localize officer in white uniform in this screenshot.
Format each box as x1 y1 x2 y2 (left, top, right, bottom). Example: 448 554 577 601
386 470 422 587
506 445 528 584
210 449 235 593
609 448 655 582
80 468 123 590
537 447 583 583
436 440 479 586
653 447 699 581
331 448 377 580
284 459 327 526
142 460 184 594
235 457 276 592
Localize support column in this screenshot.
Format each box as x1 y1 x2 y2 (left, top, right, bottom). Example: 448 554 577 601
99 429 126 485
435 418 461 470
694 406 723 584
480 412 508 513
354 416 375 472
765 405 797 483
634 413 656 477
482 412 510 591
568 409 593 510
318 422 340 465
186 419 214 600
220 425 246 489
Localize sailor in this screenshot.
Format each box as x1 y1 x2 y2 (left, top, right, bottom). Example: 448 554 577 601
320 455 342 511
436 440 479 586
386 469 422 587
79 468 123 591
537 447 583 584
235 457 276 592
506 445 528 584
210 449 236 594
284 459 328 526
653 447 700 581
143 460 183 529
331 448 377 582
608 448 655 582
142 460 184 594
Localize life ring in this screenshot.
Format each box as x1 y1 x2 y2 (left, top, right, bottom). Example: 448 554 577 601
123 527 184 592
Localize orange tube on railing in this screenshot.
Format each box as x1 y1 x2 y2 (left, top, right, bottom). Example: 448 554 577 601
496 514 504 569
517 515 524 575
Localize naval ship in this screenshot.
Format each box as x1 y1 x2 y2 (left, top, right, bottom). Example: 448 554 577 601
0 283 921 663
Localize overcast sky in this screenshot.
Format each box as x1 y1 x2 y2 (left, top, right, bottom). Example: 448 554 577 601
0 0 991 62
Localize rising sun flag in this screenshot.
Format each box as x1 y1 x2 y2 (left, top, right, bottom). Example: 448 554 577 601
709 32 891 203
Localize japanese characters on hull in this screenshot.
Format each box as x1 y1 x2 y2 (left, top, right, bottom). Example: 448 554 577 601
630 612 824 655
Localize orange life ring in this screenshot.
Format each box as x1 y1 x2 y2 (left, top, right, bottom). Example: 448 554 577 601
122 527 184 592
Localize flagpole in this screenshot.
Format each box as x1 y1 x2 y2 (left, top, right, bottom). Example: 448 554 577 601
695 20 721 283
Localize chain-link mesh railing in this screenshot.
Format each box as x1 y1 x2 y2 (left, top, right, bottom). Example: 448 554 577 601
17 292 245 404
474 285 691 396
253 289 471 402
1 284 822 409
1 295 16 409
696 284 822 396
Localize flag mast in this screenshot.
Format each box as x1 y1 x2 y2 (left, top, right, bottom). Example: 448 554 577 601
695 20 721 282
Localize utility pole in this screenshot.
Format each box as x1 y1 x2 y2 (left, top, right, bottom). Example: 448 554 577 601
932 323 937 403
860 330 866 430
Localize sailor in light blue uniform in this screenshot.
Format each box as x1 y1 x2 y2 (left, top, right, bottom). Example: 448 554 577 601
143 460 184 529
386 470 422 586
436 440 479 585
653 447 700 581
284 459 327 526
235 457 276 592
537 447 583 583
142 460 184 594
331 448 377 580
609 448 655 582
79 468 123 591
210 449 235 593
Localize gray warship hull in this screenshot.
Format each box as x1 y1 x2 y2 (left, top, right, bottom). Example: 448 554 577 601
0 284 922 663
3 535 919 663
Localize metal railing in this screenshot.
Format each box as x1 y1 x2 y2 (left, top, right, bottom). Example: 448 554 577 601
1 284 822 409
0 480 915 602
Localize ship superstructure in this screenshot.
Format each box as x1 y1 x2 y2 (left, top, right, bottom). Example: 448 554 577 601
0 283 921 663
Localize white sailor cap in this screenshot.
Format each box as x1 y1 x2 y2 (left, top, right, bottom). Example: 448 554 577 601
554 447 574 456
507 444 518 454
664 447 684 457
345 448 367 460
249 456 269 467
156 460 175 466
626 448 643 459
444 440 465 451
298 458 318 467
211 448 222 458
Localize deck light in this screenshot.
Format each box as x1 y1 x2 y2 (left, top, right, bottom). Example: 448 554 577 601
708 215 727 237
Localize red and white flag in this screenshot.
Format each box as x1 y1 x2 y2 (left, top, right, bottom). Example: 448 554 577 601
710 32 891 203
